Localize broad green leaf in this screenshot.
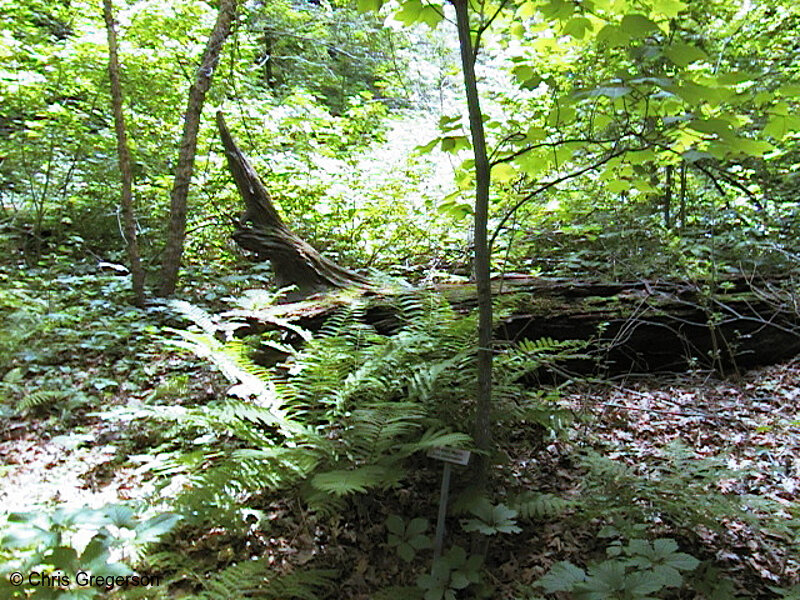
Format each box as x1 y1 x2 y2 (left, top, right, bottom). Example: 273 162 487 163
537 561 586 593
526 126 547 141
386 514 404 536
607 180 630 193
415 137 440 154
562 16 593 39
539 0 573 20
406 517 429 537
716 71 758 86
778 83 800 97
48 545 79 571
664 42 708 67
582 85 632 99
688 118 733 137
652 0 687 18
419 5 444 28
104 504 136 528
672 81 729 106
397 543 415 562
356 0 384 12
764 114 800 139
134 513 181 544
492 163 517 183
440 135 470 154
597 24 630 46
394 0 423 26
620 14 659 38
650 564 684 587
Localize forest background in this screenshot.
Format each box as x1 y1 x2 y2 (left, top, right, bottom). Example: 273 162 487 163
1 0 800 598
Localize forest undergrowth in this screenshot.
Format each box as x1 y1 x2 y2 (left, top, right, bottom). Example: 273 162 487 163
1 248 799 599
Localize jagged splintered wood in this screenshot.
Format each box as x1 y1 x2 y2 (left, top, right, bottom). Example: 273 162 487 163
216 111 371 297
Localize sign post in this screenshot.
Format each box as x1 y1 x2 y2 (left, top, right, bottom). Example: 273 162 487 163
427 447 471 563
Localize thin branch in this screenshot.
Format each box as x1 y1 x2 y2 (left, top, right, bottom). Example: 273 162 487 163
472 0 511 59
490 136 621 167
489 147 631 249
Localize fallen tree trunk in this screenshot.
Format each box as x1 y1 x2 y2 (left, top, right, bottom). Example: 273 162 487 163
215 112 800 375
223 276 800 376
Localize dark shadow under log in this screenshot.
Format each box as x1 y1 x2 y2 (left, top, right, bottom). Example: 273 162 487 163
216 111 371 297
226 276 800 377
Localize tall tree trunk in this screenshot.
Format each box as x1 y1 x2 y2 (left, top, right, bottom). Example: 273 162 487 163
452 0 493 491
664 164 673 229
160 0 237 296
679 162 687 230
102 0 145 307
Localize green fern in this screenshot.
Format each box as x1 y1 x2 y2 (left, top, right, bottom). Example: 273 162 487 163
161 292 576 530
177 561 335 600
17 390 66 412
511 492 574 520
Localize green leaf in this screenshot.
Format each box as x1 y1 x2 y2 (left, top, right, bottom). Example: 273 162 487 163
386 514 405 536
597 24 630 46
104 504 136 528
397 543 415 562
312 465 387 496
688 118 733 137
620 14 659 38
418 5 444 28
491 163 517 183
356 0 384 12
652 0 687 18
582 85 632 99
764 114 800 140
664 42 709 67
778 83 800 97
48 545 79 571
664 552 700 571
440 136 470 154
407 517 429 537
415 137 440 154
537 561 586 593
562 16 593 39
134 513 181 544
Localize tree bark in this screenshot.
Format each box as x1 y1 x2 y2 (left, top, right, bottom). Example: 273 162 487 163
102 0 145 307
452 0 493 489
159 0 238 297
228 276 800 377
216 112 371 296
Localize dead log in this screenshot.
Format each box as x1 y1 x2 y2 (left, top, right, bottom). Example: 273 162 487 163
224 276 800 376
216 111 371 297
215 112 800 375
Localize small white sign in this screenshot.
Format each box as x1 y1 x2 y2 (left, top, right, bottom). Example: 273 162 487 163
427 447 471 466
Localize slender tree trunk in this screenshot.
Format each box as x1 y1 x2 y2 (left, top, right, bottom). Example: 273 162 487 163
159 0 237 296
103 0 145 307
452 0 493 490
679 162 687 230
664 164 673 229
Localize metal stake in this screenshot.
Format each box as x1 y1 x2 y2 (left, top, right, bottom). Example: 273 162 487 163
433 461 452 563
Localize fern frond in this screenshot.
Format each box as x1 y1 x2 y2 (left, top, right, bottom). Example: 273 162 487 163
17 390 66 411
511 492 573 520
169 300 218 336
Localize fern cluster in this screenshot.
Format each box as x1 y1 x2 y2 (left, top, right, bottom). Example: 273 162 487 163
157 295 478 522
157 292 581 524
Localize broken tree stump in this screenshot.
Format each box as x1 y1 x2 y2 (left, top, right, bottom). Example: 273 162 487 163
216 111 371 297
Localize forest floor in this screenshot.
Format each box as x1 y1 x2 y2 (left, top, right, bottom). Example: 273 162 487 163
1 333 798 597
1 254 799 598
